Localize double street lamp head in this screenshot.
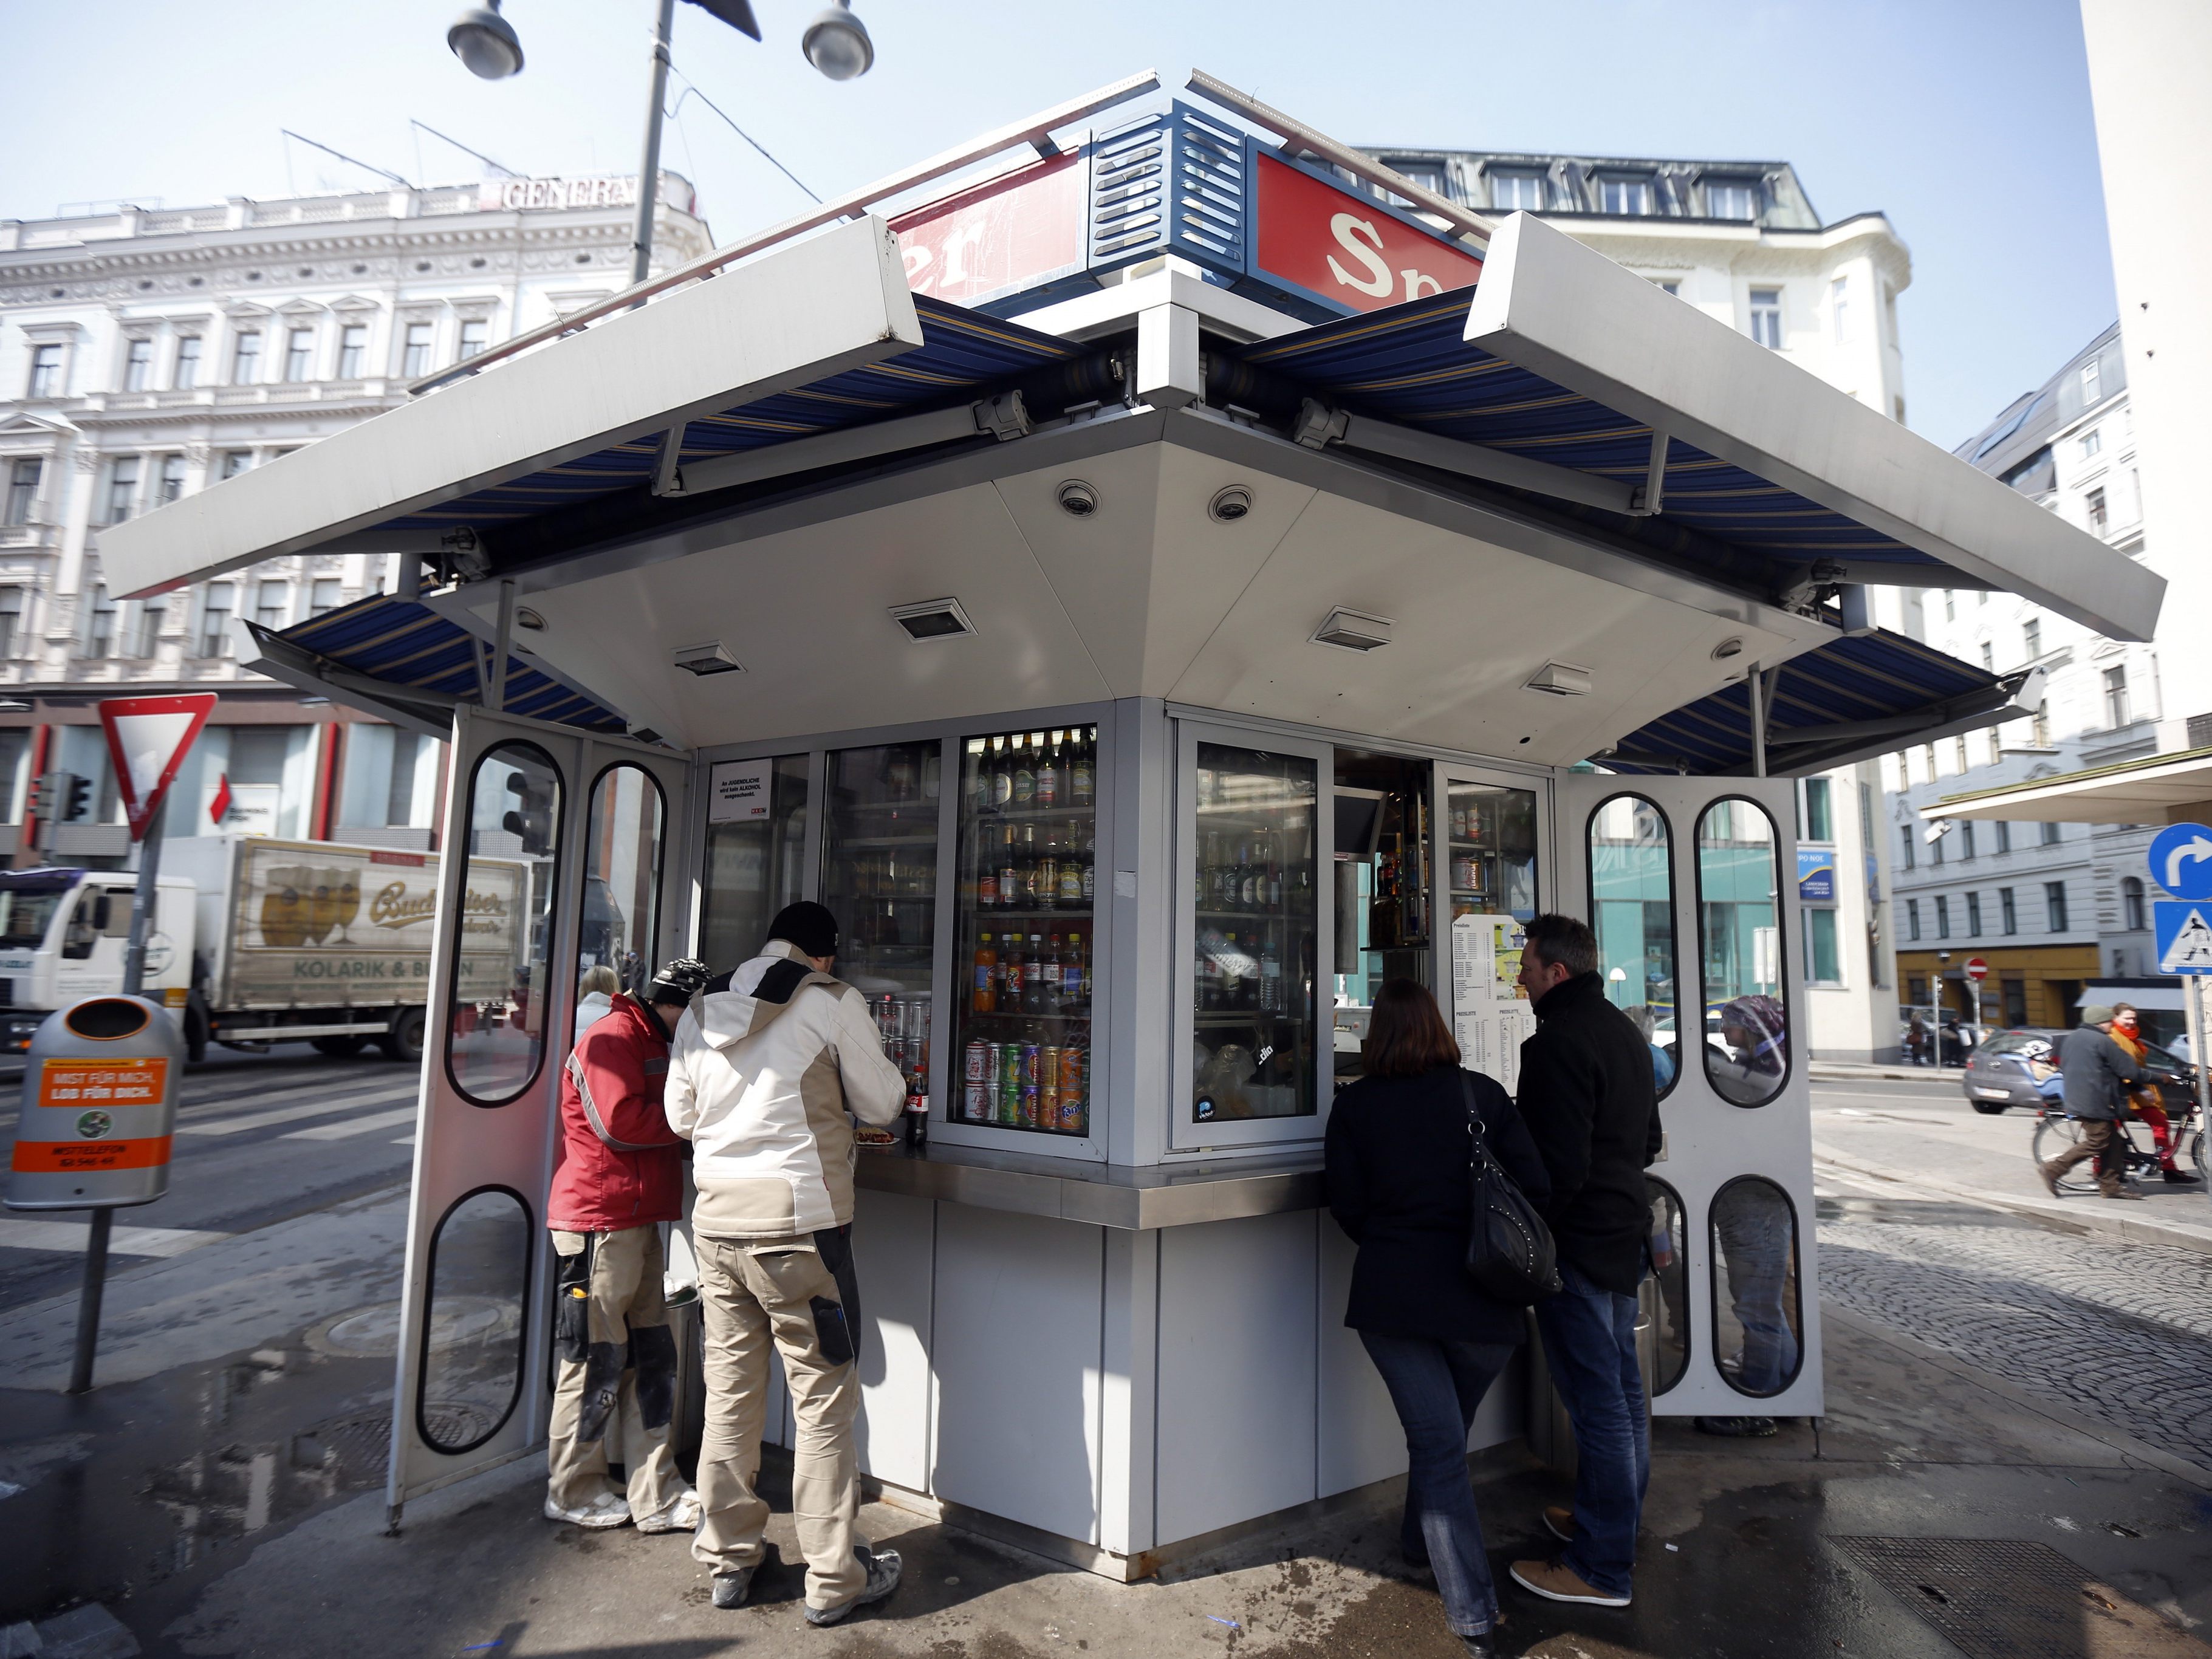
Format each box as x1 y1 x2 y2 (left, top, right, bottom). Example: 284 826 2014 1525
447 0 872 81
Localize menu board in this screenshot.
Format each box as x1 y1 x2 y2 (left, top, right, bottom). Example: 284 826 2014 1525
1451 912 1535 1092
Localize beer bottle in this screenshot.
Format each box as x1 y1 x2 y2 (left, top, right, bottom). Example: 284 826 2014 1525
991 736 1013 808
1026 932 1050 1015
1020 824 1041 906
998 827 1018 911
1013 734 1036 806
973 933 996 1013
1058 846 1083 907
1071 728 1094 807
1063 931 1083 1006
1082 835 1096 903
1044 932 1064 1012
1037 731 1061 809
1036 833 1060 912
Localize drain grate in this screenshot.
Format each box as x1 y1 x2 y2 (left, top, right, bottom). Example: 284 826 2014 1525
1829 1537 2212 1659
300 1412 391 1488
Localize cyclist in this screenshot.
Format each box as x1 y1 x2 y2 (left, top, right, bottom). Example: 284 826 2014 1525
2109 1003 2202 1187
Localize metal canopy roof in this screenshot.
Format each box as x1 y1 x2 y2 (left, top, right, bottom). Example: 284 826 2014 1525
1602 628 2038 778
1933 745 2212 826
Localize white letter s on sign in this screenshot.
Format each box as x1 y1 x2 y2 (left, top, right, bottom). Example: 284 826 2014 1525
1326 213 1394 297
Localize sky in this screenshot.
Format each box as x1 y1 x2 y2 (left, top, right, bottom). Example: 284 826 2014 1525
2 0 2112 450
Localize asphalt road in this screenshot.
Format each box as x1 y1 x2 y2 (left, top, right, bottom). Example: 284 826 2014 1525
0 1045 420 1313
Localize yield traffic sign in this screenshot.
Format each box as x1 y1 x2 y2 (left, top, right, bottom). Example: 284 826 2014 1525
2148 821 2212 900
2154 900 2212 974
98 694 217 840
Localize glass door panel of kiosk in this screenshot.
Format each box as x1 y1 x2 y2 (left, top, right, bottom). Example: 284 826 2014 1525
1433 768 1544 1096
950 725 1098 1137
821 741 941 1141
1174 725 1327 1151
1329 751 1436 1090
698 753 810 974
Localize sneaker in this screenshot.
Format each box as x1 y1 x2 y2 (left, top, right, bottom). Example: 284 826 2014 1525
710 1567 755 1609
635 1489 701 1534
803 1547 902 1627
544 1491 631 1529
1542 1504 1575 1544
1509 1557 1630 1608
2038 1161 2063 1197
1460 1633 1499 1658
2162 1169 2203 1186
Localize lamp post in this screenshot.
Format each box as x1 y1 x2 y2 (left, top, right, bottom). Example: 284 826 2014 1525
448 0 872 284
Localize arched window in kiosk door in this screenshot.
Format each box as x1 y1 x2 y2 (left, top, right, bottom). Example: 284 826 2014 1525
1708 1175 1803 1398
1696 798 1789 1107
447 741 564 1106
1643 1177 1690 1396
1587 794 1680 1100
575 764 665 1045
416 1185 533 1452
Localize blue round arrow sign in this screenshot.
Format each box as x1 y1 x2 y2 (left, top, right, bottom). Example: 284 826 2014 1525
2148 822 2212 901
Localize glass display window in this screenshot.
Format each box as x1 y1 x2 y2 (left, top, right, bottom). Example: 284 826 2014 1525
950 725 1098 1138
699 753 810 974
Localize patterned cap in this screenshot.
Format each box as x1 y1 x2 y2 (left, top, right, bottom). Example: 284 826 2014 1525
646 957 714 1003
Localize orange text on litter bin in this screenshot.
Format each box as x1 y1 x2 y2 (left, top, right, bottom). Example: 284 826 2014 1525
36 1058 170 1109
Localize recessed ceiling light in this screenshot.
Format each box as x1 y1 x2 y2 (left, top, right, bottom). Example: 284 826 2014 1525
1524 662 1592 696
1056 479 1098 518
672 641 742 676
1711 636 1745 660
1208 485 1253 523
514 607 546 631
1312 608 1393 652
889 598 976 642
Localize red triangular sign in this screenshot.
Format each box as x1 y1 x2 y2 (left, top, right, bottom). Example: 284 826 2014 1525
99 694 217 840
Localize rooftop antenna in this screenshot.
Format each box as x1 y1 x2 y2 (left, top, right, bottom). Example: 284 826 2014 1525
280 129 414 190
409 119 521 179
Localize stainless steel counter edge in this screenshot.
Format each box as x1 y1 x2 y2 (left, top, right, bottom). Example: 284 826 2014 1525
854 1144 1326 1229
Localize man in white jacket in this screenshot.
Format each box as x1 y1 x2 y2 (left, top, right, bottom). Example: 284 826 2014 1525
665 901 906 1626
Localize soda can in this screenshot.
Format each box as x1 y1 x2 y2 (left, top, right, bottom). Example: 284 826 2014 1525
1058 1047 1085 1129
1039 1046 1061 1127
1019 1076 1041 1128
965 1039 990 1084
999 1045 1022 1124
963 1079 990 1122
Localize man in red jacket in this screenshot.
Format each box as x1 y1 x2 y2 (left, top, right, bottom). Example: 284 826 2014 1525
544 956 713 1531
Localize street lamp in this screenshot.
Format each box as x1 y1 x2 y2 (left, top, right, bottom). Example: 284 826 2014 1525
446 0 874 284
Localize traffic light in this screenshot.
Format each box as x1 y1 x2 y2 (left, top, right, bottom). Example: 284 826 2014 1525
63 773 90 823
502 769 556 856
25 773 50 821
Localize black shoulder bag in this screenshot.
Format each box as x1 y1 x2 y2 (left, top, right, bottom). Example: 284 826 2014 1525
1462 1072 1561 1304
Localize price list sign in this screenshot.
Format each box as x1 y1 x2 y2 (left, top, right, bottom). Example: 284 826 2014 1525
1451 914 1534 1092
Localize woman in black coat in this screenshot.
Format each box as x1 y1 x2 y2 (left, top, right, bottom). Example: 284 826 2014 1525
1324 979 1552 1658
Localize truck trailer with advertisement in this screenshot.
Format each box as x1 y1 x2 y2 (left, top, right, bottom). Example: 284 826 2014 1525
0 836 528 1062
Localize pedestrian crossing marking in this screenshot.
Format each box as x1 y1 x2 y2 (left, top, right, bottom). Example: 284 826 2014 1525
0 1219 228 1257
2157 903 2212 973
179 1084 420 1137
283 1106 420 1141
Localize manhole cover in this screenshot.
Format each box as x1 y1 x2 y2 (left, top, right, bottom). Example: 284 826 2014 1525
300 1412 391 1487
422 1401 501 1448
1829 1537 2212 1658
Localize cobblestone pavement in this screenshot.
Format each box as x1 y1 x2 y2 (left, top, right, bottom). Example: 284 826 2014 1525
1816 1192 2212 1471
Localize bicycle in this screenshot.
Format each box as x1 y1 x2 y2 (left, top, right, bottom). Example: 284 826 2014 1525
2030 1092 2208 1194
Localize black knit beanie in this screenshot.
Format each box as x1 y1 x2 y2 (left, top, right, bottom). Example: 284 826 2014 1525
766 900 840 960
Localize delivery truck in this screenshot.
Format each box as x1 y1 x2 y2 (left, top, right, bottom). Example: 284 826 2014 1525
0 836 529 1063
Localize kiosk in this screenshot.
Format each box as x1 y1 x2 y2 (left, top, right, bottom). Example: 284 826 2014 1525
102 72 2160 1578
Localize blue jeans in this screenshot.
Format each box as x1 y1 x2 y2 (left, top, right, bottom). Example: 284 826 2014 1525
1358 1332 1519 1637
1533 1262 1649 1599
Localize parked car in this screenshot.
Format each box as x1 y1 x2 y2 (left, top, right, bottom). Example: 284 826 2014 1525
1962 1027 2200 1116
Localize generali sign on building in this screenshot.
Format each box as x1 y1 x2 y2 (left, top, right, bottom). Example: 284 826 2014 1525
889 101 1483 320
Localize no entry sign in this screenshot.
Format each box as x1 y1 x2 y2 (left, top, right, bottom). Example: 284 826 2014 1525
1964 957 1989 983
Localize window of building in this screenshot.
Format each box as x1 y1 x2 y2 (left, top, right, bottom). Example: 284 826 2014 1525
2022 617 2041 660
1830 276 1849 343
254 580 288 630
157 454 187 505
284 327 315 383
0 588 21 658
231 330 261 384
458 318 490 359
1803 907 1840 983
1931 826 1944 866
2080 426 2101 459
337 323 368 380
127 599 163 658
1707 180 1757 220
2104 665 2130 727
2041 821 2062 847
1799 776 1833 842
1599 177 1653 214
1954 736 1970 772
2087 487 2109 535
1748 288 1783 349
2123 875 2146 931
2032 700 2051 747
28 344 63 399
1906 898 1921 941
84 586 115 658
4 459 39 527
103 457 140 524
2081 359 2100 403
2000 887 2016 934
1899 826 1915 871
1995 820 2010 853
1974 641 1993 673
1966 892 1982 936
1960 821 1976 860
199 583 234 657
123 337 154 391
309 576 343 617
221 450 253 480
1491 172 1546 211
1380 159 1451 199
1935 895 1950 939
401 322 434 378
1656 279 1680 296
338 723 438 830
174 335 201 389
2045 881 2068 931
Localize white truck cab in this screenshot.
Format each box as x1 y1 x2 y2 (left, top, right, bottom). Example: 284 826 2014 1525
0 866 196 1053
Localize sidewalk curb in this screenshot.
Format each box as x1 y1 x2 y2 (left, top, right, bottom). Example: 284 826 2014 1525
1814 1143 2212 1257
1810 1063 1967 1082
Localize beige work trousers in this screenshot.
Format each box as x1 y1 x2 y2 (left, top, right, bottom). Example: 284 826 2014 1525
691 1231 868 1610
546 1226 688 1522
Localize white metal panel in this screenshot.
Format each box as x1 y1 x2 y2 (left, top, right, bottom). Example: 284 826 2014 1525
929 1204 1104 1543
1468 212 2164 643
97 217 925 599
1154 1212 1319 1545
1315 1219 1405 1498
1097 1226 1159 1556
850 1189 934 1494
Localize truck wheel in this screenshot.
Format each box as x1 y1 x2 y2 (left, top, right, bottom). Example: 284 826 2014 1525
379 1006 427 1064
313 1035 370 1058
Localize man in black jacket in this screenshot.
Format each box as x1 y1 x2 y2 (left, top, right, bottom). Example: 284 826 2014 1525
1505 914 1662 1611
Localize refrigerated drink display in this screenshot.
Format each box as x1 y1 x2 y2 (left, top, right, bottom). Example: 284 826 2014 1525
821 741 941 1143
952 726 1097 1137
1193 742 1318 1124
1447 781 1539 921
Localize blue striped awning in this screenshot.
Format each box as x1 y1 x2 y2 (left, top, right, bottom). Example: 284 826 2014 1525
378 296 1084 532
1233 294 1942 574
272 595 628 732
1604 629 2007 776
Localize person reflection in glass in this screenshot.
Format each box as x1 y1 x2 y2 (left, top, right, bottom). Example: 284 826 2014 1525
1698 1180 1798 1437
1709 994 1787 1104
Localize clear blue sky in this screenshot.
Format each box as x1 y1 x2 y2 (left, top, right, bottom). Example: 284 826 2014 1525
4 0 2109 448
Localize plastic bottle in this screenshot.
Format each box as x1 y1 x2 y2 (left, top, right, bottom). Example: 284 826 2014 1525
1259 936 1282 1014
972 933 996 1013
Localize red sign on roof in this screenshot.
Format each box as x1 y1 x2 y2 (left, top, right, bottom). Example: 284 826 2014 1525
893 151 1086 307
1250 152 1484 315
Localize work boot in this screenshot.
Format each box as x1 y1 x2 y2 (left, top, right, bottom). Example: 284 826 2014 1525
2163 1168 2203 1186
2101 1186 2145 1201
543 1491 631 1529
1461 1632 1501 1657
1694 1415 1778 1437
635 1489 701 1534
710 1567 755 1610
803 1546 902 1627
1509 1557 1630 1607
1542 1503 1575 1544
